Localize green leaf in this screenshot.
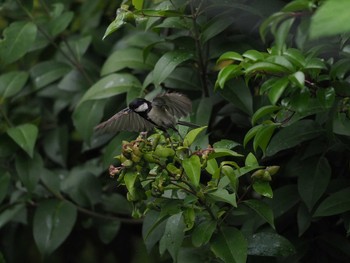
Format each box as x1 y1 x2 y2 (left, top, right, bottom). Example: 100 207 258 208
289 71 305 88
153 50 193 86
298 157 331 211
30 60 71 89
132 0 144 10
15 152 43 193
244 125 262 147
244 199 275 229
102 8 129 39
159 212 185 262
253 124 277 154
183 155 201 188
252 105 281 125
101 48 158 75
211 227 247 263
247 232 295 257
252 180 273 198
245 61 291 75
314 187 350 217
267 77 289 105
242 50 265 61
310 0 350 39
98 220 121 244
48 11 74 36
266 185 300 218
73 100 105 143
142 211 167 252
0 71 29 98
207 189 237 207
215 64 242 89
213 139 240 150
201 14 234 44
33 200 77 256
7 124 38 158
245 152 259 167
43 126 68 167
183 126 207 147
217 51 243 63
333 113 350 136
78 73 140 105
275 18 295 52
0 21 37 65
0 172 10 204
0 203 25 228
266 120 323 156
192 220 217 247
208 148 243 159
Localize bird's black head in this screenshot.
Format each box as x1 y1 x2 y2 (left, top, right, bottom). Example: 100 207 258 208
128 98 151 113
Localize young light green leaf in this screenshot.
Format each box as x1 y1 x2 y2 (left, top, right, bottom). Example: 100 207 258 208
314 187 350 217
215 64 242 89
245 152 259 167
153 50 193 86
192 220 217 247
217 51 243 64
252 180 273 198
33 200 77 256
132 0 144 10
244 199 275 229
183 126 207 147
207 189 237 207
0 71 29 98
0 21 37 65
183 155 201 188
7 124 38 158
211 227 247 263
159 212 185 262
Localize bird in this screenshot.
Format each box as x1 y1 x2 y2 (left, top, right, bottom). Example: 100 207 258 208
94 92 198 134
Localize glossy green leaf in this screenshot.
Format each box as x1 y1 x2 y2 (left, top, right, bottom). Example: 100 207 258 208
283 48 306 68
243 125 262 147
183 155 201 188
211 227 247 263
282 0 313 12
0 21 37 64
247 232 295 257
7 124 38 158
244 199 275 229
208 148 243 159
314 187 350 217
213 139 240 149
78 73 140 105
207 189 237 207
15 152 43 193
192 220 217 247
245 61 291 75
310 0 350 39
153 50 193 86
298 157 331 211
252 105 281 125
252 180 273 198
0 172 10 204
33 200 77 256
215 64 242 89
317 87 335 109
159 212 185 262
217 51 243 64
242 50 265 61
183 126 207 147
289 71 305 88
245 152 258 167
253 124 277 154
30 60 71 89
268 77 289 104
101 48 158 75
266 120 323 156
102 8 129 39
0 71 29 98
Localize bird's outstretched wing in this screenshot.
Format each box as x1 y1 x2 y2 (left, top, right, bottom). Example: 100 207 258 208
152 93 192 118
94 108 155 133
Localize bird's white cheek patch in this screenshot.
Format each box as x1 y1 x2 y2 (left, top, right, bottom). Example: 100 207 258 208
135 102 149 112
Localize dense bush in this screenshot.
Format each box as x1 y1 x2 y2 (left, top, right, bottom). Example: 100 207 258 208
0 0 350 262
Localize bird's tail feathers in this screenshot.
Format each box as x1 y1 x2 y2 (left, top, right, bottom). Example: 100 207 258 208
177 120 200 128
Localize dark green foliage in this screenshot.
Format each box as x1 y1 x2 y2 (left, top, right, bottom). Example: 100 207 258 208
0 0 350 262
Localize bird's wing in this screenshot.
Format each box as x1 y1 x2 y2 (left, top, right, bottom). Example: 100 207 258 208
151 93 192 118
94 108 155 133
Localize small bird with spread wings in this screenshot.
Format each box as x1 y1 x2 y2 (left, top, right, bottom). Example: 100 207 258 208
94 92 197 134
